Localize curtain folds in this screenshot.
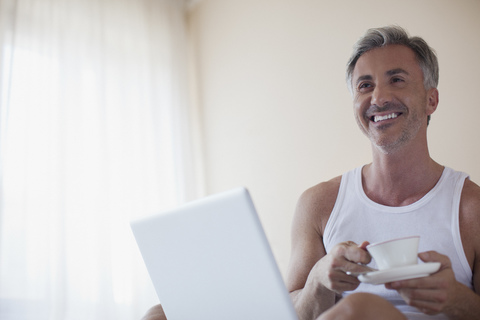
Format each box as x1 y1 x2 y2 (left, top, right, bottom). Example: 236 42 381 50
0 0 199 319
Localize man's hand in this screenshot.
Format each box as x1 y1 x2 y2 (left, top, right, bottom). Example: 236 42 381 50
313 241 372 294
385 251 461 316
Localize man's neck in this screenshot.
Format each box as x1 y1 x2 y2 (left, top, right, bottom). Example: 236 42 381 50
362 144 444 207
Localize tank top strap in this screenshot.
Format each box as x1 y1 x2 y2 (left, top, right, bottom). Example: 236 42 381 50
323 166 360 253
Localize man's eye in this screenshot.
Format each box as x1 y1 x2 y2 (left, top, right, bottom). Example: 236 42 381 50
392 77 404 83
358 83 372 90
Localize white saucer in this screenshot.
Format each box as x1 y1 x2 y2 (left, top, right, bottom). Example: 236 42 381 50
358 262 441 285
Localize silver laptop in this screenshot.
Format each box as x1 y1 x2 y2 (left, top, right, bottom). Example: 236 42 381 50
130 187 298 320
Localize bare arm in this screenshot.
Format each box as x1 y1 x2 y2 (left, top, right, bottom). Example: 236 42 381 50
444 178 480 319
286 177 372 320
286 182 336 319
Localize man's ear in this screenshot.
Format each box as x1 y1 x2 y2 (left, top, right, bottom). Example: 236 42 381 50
426 88 439 116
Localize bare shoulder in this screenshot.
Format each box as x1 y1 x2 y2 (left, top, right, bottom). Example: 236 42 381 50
460 178 480 236
294 175 342 235
459 178 480 284
460 178 480 215
286 175 342 292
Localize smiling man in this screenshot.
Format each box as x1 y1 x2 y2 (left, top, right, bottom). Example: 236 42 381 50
286 26 480 320
140 26 480 320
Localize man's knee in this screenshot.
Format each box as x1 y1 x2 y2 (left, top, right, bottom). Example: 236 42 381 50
318 293 407 320
141 304 167 320
343 292 388 308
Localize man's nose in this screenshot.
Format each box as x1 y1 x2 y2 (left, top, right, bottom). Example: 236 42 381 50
371 85 392 107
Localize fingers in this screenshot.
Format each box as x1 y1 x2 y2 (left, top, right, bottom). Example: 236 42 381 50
333 241 372 265
359 241 370 250
398 289 446 315
386 252 452 291
385 252 456 316
317 241 372 294
390 285 449 315
386 273 448 291
323 267 362 293
418 251 452 270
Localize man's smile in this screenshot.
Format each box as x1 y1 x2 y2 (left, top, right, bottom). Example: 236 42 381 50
371 112 402 123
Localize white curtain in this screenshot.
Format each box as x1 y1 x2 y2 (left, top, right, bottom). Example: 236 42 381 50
0 0 200 319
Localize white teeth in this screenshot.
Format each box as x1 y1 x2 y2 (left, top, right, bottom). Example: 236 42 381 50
374 113 398 123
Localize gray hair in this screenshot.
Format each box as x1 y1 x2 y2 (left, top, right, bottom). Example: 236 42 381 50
346 26 439 95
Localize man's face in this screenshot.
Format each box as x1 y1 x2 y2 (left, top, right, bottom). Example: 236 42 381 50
351 44 437 154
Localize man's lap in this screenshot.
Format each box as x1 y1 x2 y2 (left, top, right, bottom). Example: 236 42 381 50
317 292 407 320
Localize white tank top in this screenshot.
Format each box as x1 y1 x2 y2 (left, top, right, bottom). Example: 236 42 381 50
323 166 472 319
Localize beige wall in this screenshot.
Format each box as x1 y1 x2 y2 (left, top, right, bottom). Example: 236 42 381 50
187 0 480 277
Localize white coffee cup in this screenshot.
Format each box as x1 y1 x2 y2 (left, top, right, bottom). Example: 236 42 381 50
366 236 420 270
